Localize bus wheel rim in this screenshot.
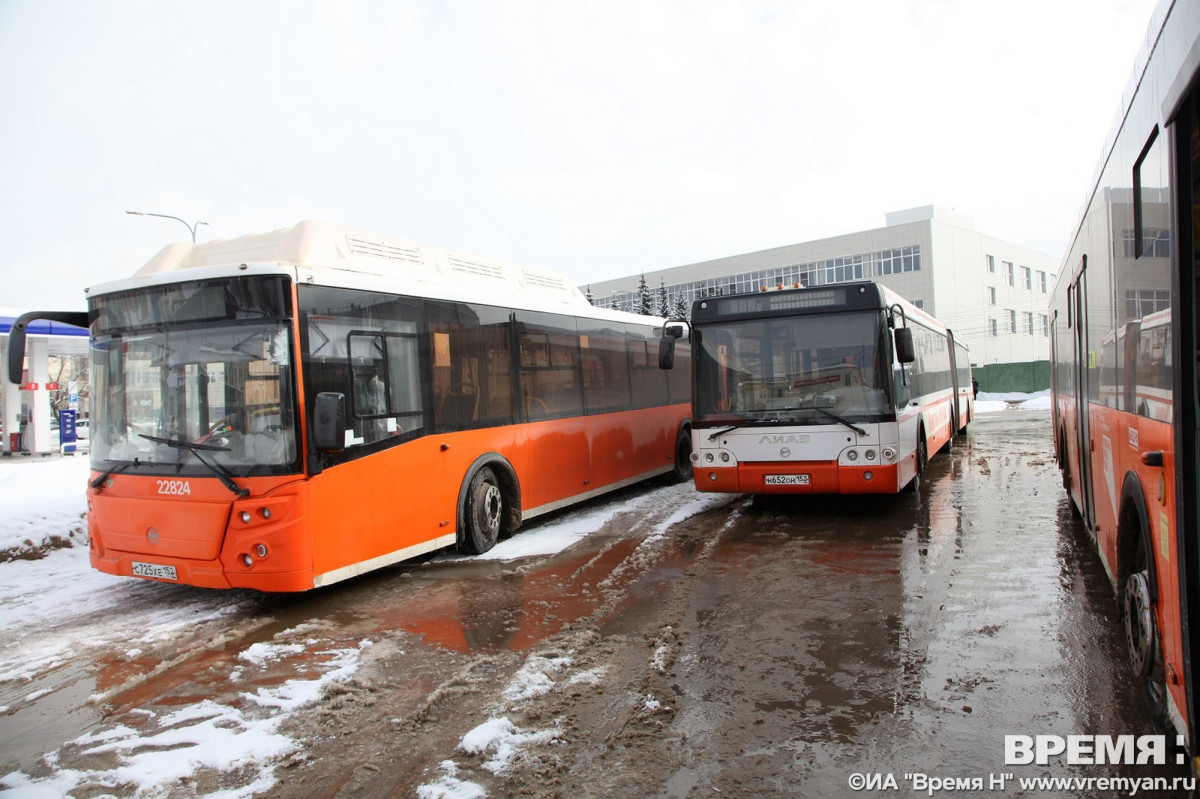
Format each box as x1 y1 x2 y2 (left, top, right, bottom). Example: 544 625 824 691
1124 570 1154 678
479 483 501 533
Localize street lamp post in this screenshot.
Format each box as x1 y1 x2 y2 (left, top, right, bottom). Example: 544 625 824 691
125 210 208 243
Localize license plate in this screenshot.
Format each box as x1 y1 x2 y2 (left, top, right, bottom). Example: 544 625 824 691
132 561 178 581
765 474 810 486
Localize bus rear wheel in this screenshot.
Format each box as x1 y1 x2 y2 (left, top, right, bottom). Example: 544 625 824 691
1123 547 1169 729
462 466 503 555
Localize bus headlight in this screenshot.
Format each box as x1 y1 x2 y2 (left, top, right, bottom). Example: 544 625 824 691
705 453 715 463
865 449 876 461
882 447 896 460
847 450 858 461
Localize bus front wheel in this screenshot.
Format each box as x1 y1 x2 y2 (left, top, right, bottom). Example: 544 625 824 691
669 428 693 483
903 429 926 493
462 466 503 555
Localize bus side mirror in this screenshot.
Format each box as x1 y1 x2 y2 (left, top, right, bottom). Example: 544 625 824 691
313 392 346 451
6 310 90 383
659 324 684 370
894 327 915 364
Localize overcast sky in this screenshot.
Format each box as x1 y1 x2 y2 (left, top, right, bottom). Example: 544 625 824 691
0 0 1161 310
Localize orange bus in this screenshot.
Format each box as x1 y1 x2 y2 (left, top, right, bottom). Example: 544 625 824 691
6 221 693 591
660 281 971 495
1049 0 1200 762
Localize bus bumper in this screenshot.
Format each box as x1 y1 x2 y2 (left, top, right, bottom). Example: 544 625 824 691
87 487 317 592
692 462 902 494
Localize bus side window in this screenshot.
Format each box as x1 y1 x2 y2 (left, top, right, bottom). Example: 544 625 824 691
628 324 670 409
300 287 429 460
428 303 515 431
579 321 632 414
516 312 584 420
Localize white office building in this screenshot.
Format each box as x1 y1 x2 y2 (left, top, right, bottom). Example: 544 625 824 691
586 206 1058 383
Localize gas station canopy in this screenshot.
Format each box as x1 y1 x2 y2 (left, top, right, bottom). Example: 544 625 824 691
1 308 89 455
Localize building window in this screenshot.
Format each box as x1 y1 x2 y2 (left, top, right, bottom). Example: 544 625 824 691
988 287 996 305
912 299 924 309
1123 227 1171 258
1125 288 1171 319
986 255 995 273
877 246 921 275
1039 313 1049 336
1038 271 1047 293
1008 309 1017 333
1020 266 1032 290
1023 311 1034 334
989 318 998 337
593 243 923 313
1004 261 1014 286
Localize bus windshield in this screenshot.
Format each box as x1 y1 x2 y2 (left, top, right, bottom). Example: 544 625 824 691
695 310 893 423
90 278 300 476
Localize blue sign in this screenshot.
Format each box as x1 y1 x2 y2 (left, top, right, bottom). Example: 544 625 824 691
59 409 77 449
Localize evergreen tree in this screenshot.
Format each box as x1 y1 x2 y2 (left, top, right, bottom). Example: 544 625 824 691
672 295 689 320
585 286 595 305
658 278 670 318
637 274 653 315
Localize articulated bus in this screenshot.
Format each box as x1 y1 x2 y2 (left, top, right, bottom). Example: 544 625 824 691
1048 0 1200 761
5 221 693 591
660 281 972 495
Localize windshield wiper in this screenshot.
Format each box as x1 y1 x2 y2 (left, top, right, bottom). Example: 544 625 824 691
751 403 868 437
138 434 250 498
808 407 867 436
706 418 794 440
707 425 741 441
91 459 145 490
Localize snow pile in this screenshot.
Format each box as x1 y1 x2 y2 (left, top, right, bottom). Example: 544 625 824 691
0 455 90 556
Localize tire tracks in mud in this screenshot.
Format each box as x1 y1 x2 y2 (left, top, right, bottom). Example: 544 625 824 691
276 489 742 798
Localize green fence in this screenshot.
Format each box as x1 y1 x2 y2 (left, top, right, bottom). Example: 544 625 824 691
971 361 1049 394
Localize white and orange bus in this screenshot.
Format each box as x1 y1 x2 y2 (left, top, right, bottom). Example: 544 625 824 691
6 220 693 591
660 281 971 495
1049 0 1200 760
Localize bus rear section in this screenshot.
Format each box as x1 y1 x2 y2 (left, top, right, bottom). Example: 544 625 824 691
673 282 959 495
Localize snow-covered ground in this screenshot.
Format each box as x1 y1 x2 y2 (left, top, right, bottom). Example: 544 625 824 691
973 389 1051 414
0 392 1048 797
